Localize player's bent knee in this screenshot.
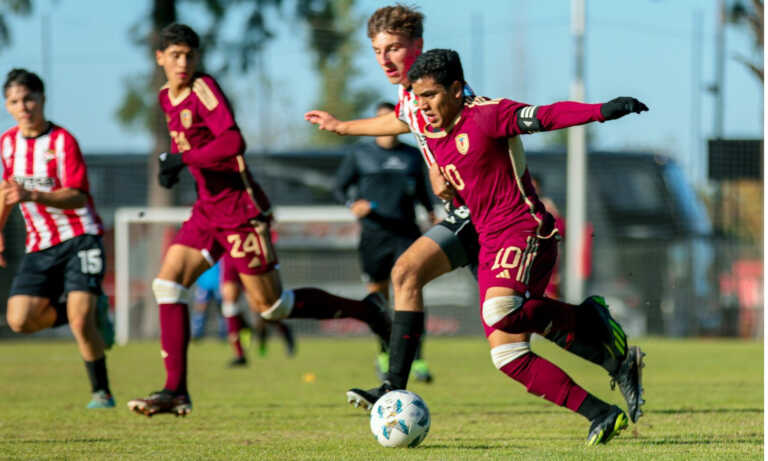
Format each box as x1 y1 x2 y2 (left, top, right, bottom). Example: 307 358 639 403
261 290 295 320
152 278 190 305
5 310 28 333
390 258 421 291
482 295 524 328
490 342 531 369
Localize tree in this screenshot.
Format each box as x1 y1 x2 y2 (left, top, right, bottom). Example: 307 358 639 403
297 0 378 146
0 0 32 51
729 0 764 82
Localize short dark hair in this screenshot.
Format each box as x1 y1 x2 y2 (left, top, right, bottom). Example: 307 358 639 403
407 49 464 89
3 68 44 96
376 101 396 112
367 4 424 40
158 23 200 50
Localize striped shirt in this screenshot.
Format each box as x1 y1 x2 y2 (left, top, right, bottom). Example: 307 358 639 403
1 124 103 253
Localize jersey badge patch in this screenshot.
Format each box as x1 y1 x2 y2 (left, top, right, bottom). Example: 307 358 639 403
456 133 470 155
180 109 193 129
44 149 56 161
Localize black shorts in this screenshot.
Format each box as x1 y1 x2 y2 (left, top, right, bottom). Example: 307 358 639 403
423 204 479 275
359 229 419 283
10 234 105 300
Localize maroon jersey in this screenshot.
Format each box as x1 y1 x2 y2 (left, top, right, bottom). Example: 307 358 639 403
158 74 270 227
1 124 103 252
423 97 604 243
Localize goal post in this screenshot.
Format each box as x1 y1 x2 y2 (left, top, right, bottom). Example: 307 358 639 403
114 205 481 345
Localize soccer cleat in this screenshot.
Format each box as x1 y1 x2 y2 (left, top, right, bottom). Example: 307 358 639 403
346 382 393 412
375 352 389 382
228 356 247 367
362 292 392 353
96 294 115 350
611 345 646 423
411 359 434 383
127 390 192 417
586 405 629 446
86 390 115 409
581 296 627 361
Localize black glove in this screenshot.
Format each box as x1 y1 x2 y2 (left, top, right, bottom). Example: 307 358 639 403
158 152 185 189
600 97 649 121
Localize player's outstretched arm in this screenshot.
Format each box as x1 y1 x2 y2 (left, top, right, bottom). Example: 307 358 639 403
304 110 409 137
513 97 648 135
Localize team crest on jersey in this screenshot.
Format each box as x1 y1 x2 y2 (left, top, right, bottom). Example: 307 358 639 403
44 149 56 161
180 109 193 129
456 133 470 155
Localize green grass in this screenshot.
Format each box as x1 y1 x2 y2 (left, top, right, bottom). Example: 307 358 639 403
0 336 762 460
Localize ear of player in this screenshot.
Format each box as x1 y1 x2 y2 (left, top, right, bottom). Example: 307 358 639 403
158 152 186 189
600 97 649 121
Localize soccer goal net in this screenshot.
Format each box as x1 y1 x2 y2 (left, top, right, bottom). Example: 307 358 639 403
114 206 480 344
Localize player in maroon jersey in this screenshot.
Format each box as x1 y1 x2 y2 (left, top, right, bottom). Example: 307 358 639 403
408 48 648 445
0 69 115 409
307 5 643 433
126 24 391 417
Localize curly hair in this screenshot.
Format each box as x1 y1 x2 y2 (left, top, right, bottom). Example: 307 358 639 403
367 4 424 40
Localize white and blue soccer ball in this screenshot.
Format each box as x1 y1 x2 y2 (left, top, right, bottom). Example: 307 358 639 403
369 390 430 448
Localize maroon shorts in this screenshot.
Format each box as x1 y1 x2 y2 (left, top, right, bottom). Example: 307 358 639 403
173 207 278 276
477 231 557 338
219 254 241 284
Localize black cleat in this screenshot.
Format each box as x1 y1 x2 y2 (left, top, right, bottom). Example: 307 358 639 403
611 345 646 423
127 390 192 417
581 296 627 361
346 382 393 412
362 292 392 353
228 356 248 367
586 405 629 446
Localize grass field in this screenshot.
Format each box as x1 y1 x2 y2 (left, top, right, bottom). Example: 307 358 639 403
0 336 762 460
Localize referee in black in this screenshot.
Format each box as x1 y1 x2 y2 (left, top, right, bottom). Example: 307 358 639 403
335 101 437 383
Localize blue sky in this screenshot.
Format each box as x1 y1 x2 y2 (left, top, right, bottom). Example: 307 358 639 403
0 0 762 186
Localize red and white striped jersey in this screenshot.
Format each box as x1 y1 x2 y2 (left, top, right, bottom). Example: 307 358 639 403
1 124 103 253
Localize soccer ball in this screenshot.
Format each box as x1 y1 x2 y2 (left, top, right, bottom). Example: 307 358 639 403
369 390 430 448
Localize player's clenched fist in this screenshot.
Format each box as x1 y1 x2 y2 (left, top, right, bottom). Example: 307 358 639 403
428 163 455 201
1 179 31 205
304 110 342 134
600 97 649 121
157 152 185 189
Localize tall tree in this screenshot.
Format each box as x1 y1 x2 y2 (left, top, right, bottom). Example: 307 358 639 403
0 0 32 51
298 0 378 146
729 0 764 82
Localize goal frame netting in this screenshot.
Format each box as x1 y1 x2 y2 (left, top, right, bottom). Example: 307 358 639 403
114 205 357 345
